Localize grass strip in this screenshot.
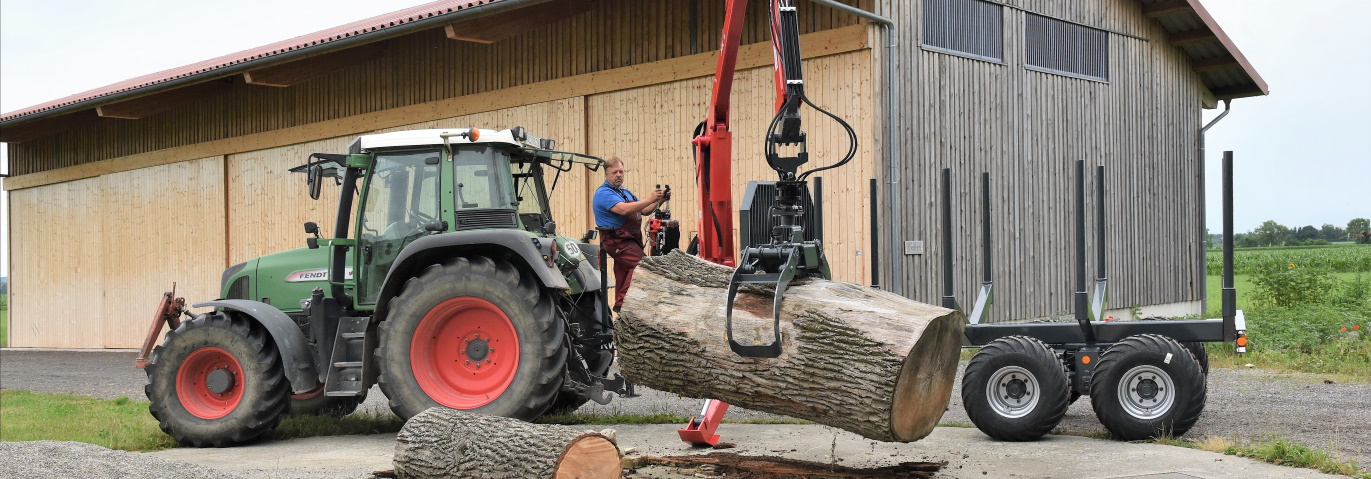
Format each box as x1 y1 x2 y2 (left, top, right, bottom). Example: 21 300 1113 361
0 390 177 451
1148 434 1368 477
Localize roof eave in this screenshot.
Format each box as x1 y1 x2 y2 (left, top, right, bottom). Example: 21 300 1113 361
0 0 548 130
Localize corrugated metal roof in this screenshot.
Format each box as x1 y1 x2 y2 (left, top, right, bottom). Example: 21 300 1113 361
0 0 515 123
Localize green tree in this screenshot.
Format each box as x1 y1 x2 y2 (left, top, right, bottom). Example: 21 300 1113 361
1252 220 1292 247
1350 218 1371 244
1294 225 1319 241
1320 223 1346 242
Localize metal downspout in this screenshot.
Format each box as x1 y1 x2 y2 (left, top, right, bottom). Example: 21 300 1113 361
1197 99 1231 314
807 0 896 291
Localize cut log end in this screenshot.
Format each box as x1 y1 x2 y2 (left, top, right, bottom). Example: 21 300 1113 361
891 313 964 441
555 434 623 479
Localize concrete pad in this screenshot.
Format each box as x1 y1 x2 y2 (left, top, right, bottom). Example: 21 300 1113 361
146 424 1343 478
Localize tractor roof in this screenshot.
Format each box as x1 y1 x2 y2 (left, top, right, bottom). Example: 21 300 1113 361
354 128 522 151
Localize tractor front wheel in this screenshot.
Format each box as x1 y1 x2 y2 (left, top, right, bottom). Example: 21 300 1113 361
144 312 290 447
378 256 567 421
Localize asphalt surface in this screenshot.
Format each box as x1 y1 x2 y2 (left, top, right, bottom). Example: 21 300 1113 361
1 348 1364 478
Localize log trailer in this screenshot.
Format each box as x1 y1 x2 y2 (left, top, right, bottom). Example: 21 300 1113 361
952 153 1248 441
135 127 636 447
678 0 1247 445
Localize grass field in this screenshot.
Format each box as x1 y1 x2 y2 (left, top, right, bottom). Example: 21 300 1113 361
1204 271 1364 316
1206 242 1371 275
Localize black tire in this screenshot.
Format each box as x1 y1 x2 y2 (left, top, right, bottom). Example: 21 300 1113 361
546 293 615 415
1091 334 1206 440
377 256 567 421
144 312 291 447
1182 342 1210 375
287 383 367 417
962 336 1071 441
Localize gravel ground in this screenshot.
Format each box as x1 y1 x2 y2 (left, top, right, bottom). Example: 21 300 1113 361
2 348 1368 476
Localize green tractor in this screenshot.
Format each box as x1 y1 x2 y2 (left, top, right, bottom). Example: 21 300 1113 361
138 127 629 447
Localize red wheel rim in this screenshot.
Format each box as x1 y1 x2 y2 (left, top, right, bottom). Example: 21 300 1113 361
176 347 245 419
411 297 520 409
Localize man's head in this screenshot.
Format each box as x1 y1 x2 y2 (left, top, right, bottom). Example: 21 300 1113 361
604 157 626 188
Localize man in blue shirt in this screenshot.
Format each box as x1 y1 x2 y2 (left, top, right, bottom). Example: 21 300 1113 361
593 156 666 314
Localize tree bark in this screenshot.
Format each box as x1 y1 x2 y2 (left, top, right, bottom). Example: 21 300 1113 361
394 408 621 479
617 251 965 442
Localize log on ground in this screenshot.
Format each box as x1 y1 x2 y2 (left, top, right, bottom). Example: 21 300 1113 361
617 251 964 442
393 408 621 479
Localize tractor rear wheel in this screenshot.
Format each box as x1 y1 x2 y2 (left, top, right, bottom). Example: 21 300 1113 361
1091 334 1206 440
378 256 567 421
144 312 290 447
287 383 367 417
962 336 1070 441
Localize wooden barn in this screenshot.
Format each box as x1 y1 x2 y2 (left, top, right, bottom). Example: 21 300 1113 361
0 0 1266 348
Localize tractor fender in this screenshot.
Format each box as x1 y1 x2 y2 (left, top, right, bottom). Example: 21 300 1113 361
192 299 319 394
371 230 570 323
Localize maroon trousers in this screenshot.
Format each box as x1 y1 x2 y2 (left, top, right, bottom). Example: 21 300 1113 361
603 213 645 309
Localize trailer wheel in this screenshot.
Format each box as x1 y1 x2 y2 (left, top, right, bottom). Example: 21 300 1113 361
546 293 615 415
1182 342 1210 375
378 256 566 421
144 312 290 447
962 336 1070 441
287 383 367 417
1091 334 1206 440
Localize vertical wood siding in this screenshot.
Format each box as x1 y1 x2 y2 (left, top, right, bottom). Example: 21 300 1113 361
9 158 225 347
7 0 869 176
879 0 1206 322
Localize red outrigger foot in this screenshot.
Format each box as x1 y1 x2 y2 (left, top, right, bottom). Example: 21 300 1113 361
678 399 730 446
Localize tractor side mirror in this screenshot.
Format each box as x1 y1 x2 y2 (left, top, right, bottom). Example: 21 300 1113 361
307 165 323 200
580 229 597 243
304 222 320 236
542 221 557 236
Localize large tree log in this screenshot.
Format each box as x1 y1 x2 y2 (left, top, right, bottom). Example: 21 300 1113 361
617 251 964 442
394 408 621 479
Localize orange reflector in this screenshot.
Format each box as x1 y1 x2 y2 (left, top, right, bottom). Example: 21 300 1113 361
1237 335 1247 347
468 127 480 141
1081 355 1091 365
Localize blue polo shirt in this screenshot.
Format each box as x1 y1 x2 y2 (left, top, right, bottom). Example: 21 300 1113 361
593 181 638 228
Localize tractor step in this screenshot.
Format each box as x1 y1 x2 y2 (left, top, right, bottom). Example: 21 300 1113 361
324 316 373 396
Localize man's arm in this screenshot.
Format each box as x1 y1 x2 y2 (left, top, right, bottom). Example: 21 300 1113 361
609 189 664 216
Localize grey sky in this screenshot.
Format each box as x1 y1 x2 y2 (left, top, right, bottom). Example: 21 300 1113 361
2 0 1369 276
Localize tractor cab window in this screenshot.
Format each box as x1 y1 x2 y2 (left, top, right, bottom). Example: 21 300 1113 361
356 150 441 304
512 156 553 232
452 147 513 210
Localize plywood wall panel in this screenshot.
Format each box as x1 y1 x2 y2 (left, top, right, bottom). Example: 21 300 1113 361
9 179 105 348
100 157 227 348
